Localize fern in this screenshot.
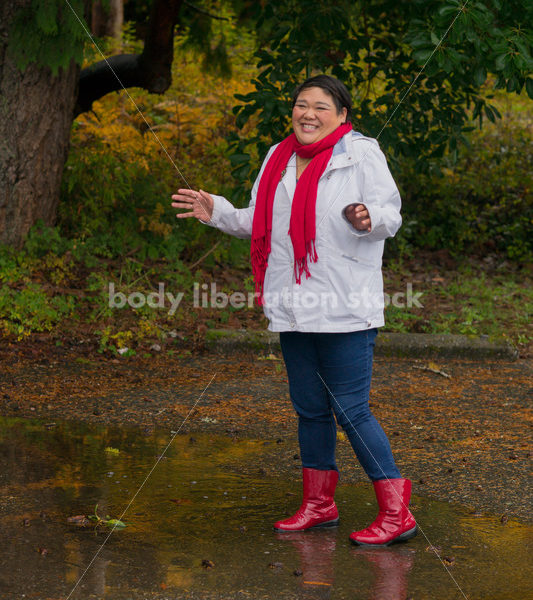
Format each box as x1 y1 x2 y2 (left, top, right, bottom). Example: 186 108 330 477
8 0 87 74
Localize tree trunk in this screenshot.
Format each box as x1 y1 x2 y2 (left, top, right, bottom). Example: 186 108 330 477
0 2 80 249
0 59 79 248
91 0 124 39
76 0 184 115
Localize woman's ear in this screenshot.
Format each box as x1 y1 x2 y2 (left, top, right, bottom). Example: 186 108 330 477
341 107 348 123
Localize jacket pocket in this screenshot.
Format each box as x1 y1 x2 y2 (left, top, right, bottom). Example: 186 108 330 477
325 253 381 320
338 252 378 269
320 241 379 270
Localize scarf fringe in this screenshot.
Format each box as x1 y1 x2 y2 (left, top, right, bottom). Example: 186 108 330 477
294 239 318 284
251 234 270 306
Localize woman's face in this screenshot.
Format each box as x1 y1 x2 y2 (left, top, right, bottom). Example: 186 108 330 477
292 86 347 145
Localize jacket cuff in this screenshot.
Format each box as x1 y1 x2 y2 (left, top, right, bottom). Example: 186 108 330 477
199 195 222 227
341 203 373 237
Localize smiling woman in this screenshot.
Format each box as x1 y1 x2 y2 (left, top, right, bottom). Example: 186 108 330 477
292 87 347 145
170 74 416 548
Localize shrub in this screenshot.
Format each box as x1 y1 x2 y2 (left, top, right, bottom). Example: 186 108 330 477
392 99 532 262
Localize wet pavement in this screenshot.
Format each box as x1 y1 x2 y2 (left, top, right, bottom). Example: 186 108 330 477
0 350 531 522
0 346 532 599
1 417 532 600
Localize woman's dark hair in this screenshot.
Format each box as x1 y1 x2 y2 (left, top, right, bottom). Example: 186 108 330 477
292 75 352 122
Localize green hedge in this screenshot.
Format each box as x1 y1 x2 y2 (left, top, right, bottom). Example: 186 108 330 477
392 119 532 261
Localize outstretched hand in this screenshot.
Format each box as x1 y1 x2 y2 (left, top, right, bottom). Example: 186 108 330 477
345 203 372 232
171 189 214 223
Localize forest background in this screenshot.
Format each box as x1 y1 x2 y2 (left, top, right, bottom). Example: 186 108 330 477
0 0 531 357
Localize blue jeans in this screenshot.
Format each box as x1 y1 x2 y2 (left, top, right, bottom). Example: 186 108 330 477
279 330 401 481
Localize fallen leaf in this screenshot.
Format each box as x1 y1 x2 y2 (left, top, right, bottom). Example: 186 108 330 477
258 353 281 361
200 417 218 423
413 364 451 378
67 515 90 527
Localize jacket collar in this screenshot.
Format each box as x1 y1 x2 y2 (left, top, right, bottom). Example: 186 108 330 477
280 131 362 197
323 130 362 174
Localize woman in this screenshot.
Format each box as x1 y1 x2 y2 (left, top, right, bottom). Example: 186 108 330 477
171 74 417 547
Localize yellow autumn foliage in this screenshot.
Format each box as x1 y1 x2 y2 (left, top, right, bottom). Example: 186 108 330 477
60 33 256 252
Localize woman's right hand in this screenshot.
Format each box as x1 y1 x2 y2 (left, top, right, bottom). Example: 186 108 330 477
171 188 214 223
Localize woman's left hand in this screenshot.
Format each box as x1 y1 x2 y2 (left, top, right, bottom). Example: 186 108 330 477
345 203 372 232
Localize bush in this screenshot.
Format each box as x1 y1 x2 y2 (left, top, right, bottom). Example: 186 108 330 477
0 282 77 339
393 104 532 262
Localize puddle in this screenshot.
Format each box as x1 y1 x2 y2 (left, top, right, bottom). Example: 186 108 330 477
0 417 531 600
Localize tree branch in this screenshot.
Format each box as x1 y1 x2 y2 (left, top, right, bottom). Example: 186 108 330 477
75 0 184 116
184 1 230 21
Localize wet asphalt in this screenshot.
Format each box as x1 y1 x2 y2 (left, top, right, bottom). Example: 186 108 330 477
0 348 531 523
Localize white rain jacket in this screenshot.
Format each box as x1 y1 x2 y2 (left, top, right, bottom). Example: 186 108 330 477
206 130 402 332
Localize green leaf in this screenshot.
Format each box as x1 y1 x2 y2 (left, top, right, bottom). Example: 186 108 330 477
484 105 495 123
413 48 434 63
106 519 126 529
228 154 250 166
473 65 486 87
489 105 501 120
495 53 509 71
526 78 533 99
438 4 460 18
513 38 532 67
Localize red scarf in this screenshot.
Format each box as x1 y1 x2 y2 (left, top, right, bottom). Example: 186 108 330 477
251 122 352 305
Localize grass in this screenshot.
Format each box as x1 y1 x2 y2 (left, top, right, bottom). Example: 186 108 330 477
1 243 531 357
383 254 531 354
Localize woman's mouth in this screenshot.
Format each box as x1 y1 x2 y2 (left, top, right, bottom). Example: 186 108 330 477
301 123 319 132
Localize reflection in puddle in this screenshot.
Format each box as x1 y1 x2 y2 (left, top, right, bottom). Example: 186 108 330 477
0 417 531 599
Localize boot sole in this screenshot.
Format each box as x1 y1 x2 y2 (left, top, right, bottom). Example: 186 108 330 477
274 518 340 532
349 524 418 547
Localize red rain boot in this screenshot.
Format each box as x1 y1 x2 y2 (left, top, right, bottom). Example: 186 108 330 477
274 468 339 532
349 478 417 546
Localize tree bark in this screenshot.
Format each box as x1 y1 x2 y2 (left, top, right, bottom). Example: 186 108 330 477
76 0 183 116
0 3 80 248
92 0 124 39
